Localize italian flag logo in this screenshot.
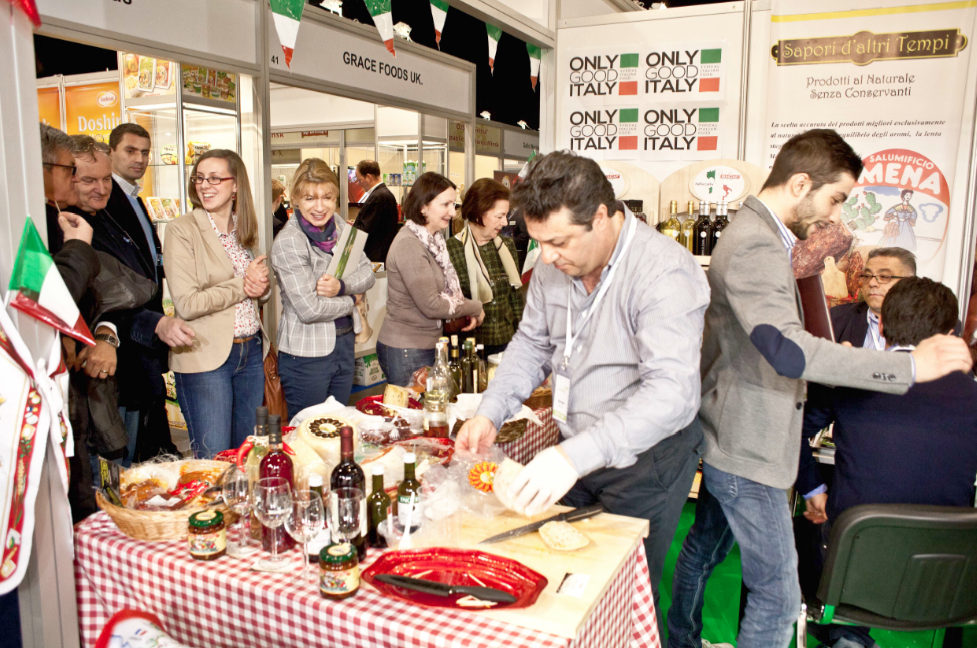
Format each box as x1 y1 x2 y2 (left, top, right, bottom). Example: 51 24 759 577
365 0 396 56
616 108 639 150
487 24 502 74
269 0 305 68
528 44 541 90
698 48 722 93
616 52 640 96
697 107 720 150
430 0 448 49
8 218 94 346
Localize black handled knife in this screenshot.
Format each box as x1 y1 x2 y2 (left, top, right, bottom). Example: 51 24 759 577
376 574 517 603
478 503 605 545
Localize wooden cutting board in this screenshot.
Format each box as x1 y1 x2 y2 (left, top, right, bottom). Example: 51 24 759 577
381 506 650 640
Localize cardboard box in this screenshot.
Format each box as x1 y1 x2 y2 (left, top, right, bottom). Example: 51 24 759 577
354 353 385 386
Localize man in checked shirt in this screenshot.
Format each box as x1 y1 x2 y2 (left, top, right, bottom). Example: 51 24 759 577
456 151 710 630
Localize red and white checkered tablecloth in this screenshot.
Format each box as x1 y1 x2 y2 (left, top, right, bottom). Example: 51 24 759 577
498 407 560 466
74 512 659 648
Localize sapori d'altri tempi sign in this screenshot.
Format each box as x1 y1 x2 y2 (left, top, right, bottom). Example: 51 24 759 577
771 28 967 66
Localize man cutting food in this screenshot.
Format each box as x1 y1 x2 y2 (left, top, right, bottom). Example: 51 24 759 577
455 151 710 629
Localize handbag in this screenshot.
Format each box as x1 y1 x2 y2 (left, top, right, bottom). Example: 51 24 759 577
263 343 288 422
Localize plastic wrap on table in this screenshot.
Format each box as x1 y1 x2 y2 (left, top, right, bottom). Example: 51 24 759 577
447 447 508 519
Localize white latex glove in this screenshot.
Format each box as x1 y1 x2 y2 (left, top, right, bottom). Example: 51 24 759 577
508 446 580 517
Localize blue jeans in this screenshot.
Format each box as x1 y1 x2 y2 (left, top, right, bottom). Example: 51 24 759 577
376 342 435 387
279 331 356 416
668 462 801 648
175 336 265 459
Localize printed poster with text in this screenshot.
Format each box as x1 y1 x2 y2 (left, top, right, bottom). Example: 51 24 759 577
562 43 727 161
765 0 977 281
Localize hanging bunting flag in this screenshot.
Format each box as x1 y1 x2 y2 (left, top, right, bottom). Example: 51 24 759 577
7 218 95 346
6 0 41 28
430 0 448 49
487 23 502 74
365 0 396 56
527 44 541 90
269 0 305 68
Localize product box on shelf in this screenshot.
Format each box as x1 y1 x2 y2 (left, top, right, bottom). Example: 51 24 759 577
354 353 385 386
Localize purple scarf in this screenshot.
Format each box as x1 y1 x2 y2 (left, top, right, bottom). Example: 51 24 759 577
297 209 338 253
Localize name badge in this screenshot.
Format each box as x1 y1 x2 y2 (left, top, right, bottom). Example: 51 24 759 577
553 368 570 424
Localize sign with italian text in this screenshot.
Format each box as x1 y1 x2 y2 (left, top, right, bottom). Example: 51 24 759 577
639 104 722 160
566 106 640 159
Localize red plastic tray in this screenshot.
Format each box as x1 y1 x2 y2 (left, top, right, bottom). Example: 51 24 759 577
355 394 422 417
362 548 548 610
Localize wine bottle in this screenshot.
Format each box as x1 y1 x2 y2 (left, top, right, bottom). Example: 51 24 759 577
467 338 479 394
306 473 331 562
330 426 366 560
367 465 391 548
692 200 712 256
431 339 452 399
461 338 474 393
476 344 488 393
396 452 423 533
259 414 295 552
710 201 730 252
661 200 682 242
448 334 462 400
679 201 697 252
423 377 450 438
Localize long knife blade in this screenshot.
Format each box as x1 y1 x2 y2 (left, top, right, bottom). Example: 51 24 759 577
478 503 605 545
378 574 517 603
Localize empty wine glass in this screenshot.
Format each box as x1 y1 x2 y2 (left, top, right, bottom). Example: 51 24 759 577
329 487 365 545
253 477 292 570
285 490 325 582
222 467 258 557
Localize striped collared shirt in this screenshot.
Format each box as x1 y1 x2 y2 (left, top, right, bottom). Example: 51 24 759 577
755 197 797 260
475 212 711 477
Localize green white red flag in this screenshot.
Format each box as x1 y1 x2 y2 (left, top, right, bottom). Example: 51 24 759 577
269 0 305 68
430 0 449 49
487 24 501 74
8 218 94 346
527 44 541 90
6 0 40 27
365 0 396 56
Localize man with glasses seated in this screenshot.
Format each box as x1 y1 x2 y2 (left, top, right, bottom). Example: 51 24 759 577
831 247 915 349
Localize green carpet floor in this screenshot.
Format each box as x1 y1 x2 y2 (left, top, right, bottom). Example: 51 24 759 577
657 502 977 648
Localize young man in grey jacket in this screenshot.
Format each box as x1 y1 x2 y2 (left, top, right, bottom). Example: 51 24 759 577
667 129 973 648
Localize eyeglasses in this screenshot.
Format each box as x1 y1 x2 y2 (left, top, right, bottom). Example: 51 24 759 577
44 162 76 176
191 176 234 185
859 272 906 284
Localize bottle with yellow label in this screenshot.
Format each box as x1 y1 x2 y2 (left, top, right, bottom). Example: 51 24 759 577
679 201 697 252
661 200 682 242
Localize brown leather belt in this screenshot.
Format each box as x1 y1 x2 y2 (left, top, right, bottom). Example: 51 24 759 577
233 335 256 344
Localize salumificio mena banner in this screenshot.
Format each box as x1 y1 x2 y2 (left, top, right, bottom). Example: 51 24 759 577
764 0 977 280
562 42 728 161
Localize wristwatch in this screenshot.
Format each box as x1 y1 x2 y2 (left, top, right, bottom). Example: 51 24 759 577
95 332 120 348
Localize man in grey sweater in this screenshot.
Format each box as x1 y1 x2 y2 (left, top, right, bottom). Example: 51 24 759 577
667 129 973 648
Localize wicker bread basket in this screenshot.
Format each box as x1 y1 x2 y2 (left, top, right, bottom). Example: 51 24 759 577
522 387 552 411
96 459 239 542
451 417 528 444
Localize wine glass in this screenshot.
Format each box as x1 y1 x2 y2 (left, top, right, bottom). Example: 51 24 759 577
285 490 325 583
329 487 364 546
222 467 258 557
253 477 292 570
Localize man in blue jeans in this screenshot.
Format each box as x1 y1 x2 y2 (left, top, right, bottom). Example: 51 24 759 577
667 130 973 648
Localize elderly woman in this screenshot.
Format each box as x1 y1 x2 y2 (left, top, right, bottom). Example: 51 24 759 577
164 149 270 458
446 178 524 357
377 172 484 386
271 158 376 416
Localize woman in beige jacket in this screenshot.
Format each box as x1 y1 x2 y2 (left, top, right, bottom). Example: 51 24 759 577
163 149 270 458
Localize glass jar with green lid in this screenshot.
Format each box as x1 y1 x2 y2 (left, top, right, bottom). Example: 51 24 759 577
319 543 360 600
188 510 226 560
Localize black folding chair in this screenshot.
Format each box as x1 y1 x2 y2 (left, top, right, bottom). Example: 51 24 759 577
800 504 977 648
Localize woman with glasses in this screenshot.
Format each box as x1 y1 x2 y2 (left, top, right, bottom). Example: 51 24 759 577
163 149 271 458
270 158 376 416
446 178 524 357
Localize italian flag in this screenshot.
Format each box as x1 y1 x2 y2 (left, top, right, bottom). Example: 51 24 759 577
270 0 305 68
8 218 94 346
487 23 501 74
527 44 541 90
365 0 396 56
430 0 448 49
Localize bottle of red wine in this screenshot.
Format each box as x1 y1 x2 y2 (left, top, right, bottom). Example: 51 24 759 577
330 426 367 560
367 465 390 548
259 414 295 552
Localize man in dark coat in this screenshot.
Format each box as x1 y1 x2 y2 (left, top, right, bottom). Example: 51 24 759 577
352 159 399 264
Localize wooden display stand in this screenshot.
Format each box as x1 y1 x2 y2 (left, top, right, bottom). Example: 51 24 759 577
658 159 768 220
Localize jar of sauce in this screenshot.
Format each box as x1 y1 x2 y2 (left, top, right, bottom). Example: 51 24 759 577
188 510 226 560
319 543 360 600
